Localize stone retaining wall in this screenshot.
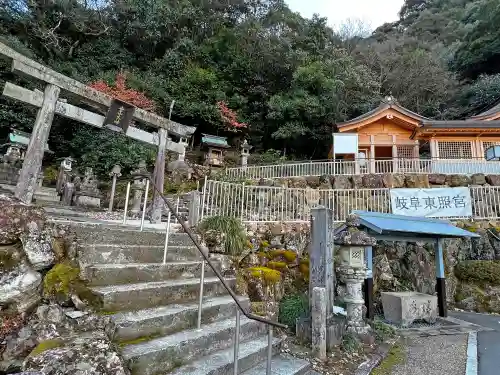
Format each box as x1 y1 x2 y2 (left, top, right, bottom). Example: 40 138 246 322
256 173 500 189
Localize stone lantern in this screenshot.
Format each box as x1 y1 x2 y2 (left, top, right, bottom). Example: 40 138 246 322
335 214 376 335
130 160 149 216
241 139 252 167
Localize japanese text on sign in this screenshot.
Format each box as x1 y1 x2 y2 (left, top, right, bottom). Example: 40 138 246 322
390 187 472 218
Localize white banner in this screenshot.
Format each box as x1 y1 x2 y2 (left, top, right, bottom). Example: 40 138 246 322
390 187 472 218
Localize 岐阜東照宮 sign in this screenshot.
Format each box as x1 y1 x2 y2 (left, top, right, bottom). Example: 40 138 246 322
390 187 472 218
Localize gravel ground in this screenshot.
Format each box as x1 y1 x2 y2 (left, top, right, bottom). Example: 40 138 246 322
390 334 468 375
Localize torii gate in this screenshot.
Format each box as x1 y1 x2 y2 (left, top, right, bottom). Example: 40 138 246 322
0 42 196 222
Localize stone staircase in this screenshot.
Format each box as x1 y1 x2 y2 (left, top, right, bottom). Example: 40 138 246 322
73 224 314 375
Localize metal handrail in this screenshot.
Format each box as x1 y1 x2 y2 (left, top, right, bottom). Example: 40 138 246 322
121 174 287 328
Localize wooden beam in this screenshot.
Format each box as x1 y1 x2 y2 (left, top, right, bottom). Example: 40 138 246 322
3 82 184 153
0 42 195 137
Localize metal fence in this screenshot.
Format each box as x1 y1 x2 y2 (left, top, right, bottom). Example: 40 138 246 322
225 158 500 179
201 179 500 223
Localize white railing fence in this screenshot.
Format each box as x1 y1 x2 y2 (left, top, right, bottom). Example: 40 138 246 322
200 180 500 223
225 158 500 179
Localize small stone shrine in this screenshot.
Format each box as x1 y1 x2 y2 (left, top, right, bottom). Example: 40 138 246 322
73 167 102 208
201 134 230 167
334 214 376 335
0 129 51 185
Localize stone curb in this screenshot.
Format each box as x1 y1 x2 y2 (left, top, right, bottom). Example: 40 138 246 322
353 340 394 375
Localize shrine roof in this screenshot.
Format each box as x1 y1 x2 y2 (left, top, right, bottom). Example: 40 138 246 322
336 97 429 131
469 100 500 120
8 129 51 152
411 120 500 138
201 134 230 148
345 211 480 240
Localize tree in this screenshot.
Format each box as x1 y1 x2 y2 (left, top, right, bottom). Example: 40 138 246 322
89 72 156 111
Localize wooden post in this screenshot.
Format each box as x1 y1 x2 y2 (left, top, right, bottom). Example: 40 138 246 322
364 245 374 320
370 135 376 173
151 128 168 223
392 135 398 173
436 238 447 317
15 84 60 203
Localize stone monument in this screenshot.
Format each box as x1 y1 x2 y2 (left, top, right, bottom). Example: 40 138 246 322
335 214 376 335
73 167 101 208
296 206 345 353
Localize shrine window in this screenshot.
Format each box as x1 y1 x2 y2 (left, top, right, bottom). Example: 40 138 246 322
437 141 473 159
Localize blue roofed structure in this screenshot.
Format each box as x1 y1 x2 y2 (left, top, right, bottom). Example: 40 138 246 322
333 210 480 320
347 210 480 240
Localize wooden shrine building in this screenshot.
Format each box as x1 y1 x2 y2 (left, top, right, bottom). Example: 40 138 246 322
331 96 500 162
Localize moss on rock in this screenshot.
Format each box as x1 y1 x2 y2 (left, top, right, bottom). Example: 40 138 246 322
43 262 101 308
29 339 64 357
455 261 500 286
372 343 406 375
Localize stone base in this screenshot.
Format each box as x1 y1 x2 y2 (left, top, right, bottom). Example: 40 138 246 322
73 194 101 208
296 315 346 350
381 291 437 327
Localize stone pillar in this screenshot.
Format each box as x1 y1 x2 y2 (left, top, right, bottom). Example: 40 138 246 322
364 246 374 320
334 214 377 336
309 206 334 315
241 139 252 167
15 84 60 203
108 164 122 211
151 129 168 223
311 287 327 361
188 190 201 227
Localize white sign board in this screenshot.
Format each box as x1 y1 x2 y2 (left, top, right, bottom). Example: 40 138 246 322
333 133 358 155
390 188 472 218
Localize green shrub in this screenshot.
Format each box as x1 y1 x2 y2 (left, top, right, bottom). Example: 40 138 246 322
198 216 247 256
372 319 397 343
455 261 500 286
341 332 362 353
278 293 308 332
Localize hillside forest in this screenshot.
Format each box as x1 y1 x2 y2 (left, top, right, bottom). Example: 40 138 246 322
1 0 500 175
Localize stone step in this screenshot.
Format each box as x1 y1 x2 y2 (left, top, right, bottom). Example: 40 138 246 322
72 225 194 246
122 316 266 375
110 295 250 342
86 261 219 286
92 276 235 311
35 188 59 197
241 354 312 375
79 244 201 265
168 335 282 375
34 194 60 203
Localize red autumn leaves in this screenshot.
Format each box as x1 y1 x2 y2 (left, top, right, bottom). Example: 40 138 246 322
89 73 156 112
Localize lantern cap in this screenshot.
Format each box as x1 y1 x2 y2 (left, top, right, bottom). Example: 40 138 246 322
335 214 377 246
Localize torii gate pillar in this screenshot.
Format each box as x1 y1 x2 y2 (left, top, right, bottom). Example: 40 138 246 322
15 84 60 203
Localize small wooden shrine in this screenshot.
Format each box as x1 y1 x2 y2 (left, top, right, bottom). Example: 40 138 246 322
201 134 230 167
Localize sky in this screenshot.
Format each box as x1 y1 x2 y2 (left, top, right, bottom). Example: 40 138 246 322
285 0 404 31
